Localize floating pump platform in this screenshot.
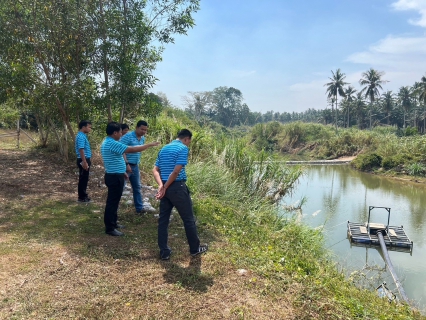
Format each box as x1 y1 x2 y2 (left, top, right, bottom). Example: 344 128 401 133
347 206 413 303
347 206 413 251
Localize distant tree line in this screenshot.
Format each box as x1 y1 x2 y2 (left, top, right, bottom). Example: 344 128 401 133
183 70 426 133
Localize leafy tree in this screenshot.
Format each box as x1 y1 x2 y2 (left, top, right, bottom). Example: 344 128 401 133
0 0 200 156
325 69 348 130
210 86 244 126
182 91 211 121
359 68 387 129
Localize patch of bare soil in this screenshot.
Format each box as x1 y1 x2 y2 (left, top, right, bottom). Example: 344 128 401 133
0 149 297 319
336 156 356 162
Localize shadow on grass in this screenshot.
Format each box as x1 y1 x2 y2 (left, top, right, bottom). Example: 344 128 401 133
161 256 214 293
0 199 217 265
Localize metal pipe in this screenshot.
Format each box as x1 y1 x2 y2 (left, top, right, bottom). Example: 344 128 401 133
377 231 409 304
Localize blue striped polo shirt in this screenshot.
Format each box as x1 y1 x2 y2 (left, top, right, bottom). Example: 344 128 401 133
119 131 145 164
155 140 188 181
75 131 92 158
100 137 128 173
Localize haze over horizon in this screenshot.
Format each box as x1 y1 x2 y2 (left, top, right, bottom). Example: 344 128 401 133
152 0 426 114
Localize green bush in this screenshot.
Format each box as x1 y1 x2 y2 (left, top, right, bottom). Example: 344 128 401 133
404 126 418 136
406 162 426 176
381 155 405 170
352 153 382 171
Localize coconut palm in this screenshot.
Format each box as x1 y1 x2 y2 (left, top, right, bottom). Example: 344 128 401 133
397 86 414 128
359 68 387 129
352 92 367 129
343 86 357 127
419 75 426 104
380 91 395 125
415 76 426 132
325 69 349 130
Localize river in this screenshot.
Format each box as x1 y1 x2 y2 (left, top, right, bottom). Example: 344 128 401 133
282 164 426 311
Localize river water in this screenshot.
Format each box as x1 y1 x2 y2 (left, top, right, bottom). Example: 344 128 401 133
282 164 426 311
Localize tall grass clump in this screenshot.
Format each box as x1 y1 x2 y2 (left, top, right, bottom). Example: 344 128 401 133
211 138 303 200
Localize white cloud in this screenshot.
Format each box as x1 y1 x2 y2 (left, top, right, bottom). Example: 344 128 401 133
346 35 426 71
392 0 426 27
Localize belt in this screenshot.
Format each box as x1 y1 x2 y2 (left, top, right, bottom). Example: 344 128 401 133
105 173 125 176
128 163 137 166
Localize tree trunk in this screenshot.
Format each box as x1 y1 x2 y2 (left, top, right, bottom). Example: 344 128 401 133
119 0 128 124
100 0 112 122
347 105 350 128
335 98 338 131
404 110 406 128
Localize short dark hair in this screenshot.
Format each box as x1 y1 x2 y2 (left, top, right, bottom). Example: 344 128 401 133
121 123 129 131
136 120 148 128
177 129 192 139
79 120 92 129
106 122 121 135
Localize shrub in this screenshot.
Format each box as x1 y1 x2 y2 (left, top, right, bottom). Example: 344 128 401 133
381 155 405 170
352 153 382 171
406 162 426 176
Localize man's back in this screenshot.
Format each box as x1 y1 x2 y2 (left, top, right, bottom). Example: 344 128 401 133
156 140 188 181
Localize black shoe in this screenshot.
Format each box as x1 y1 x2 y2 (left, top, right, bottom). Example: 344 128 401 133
116 224 125 229
136 209 147 215
160 250 172 260
190 245 208 257
78 198 92 203
106 229 124 236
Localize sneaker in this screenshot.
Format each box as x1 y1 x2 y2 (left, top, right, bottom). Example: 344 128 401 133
106 229 124 236
190 245 208 257
160 250 172 261
143 205 157 213
116 224 125 229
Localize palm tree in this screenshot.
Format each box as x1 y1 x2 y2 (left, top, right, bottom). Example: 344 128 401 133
397 86 414 128
359 68 387 129
352 92 367 129
325 69 349 130
343 86 357 127
414 76 426 132
380 91 395 125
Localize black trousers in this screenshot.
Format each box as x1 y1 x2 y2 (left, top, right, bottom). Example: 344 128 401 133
104 173 125 232
158 181 200 255
77 158 91 200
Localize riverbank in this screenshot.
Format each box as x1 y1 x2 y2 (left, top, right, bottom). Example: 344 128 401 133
1 147 424 319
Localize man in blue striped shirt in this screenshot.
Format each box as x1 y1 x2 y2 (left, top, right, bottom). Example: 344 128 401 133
120 120 159 214
101 122 157 236
75 120 92 203
153 129 208 260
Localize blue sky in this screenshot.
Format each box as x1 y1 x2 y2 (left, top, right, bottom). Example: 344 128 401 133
152 0 426 113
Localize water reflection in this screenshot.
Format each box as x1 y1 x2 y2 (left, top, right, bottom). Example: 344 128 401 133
283 164 426 310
